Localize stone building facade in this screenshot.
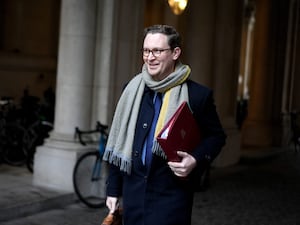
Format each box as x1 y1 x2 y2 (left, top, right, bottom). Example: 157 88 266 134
0 0 299 192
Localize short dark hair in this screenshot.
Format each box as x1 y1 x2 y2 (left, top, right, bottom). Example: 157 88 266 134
143 24 182 49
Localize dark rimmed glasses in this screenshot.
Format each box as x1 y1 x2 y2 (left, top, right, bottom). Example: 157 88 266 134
142 48 171 57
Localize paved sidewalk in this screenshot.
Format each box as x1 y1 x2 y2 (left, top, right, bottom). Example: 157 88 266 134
0 149 300 225
193 149 300 225
0 164 76 222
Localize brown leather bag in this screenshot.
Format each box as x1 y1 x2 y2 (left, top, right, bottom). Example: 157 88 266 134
101 209 123 225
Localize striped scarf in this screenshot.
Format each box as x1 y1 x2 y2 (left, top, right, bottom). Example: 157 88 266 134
103 63 191 174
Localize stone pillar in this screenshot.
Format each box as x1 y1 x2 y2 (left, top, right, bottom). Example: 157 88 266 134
185 0 243 167
89 0 145 197
241 0 274 149
184 0 216 86
33 0 97 191
91 0 145 124
210 0 243 167
282 0 300 146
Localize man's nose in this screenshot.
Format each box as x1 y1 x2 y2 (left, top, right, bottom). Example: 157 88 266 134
147 51 156 59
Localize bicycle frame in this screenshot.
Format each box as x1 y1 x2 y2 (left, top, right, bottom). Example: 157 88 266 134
90 133 107 182
73 121 108 208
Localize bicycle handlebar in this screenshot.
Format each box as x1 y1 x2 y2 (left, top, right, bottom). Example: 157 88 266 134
74 121 108 146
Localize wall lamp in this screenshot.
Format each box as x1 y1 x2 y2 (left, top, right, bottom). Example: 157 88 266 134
168 0 188 15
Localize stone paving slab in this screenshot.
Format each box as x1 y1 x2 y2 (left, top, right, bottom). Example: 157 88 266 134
0 150 300 225
193 153 300 225
0 164 76 222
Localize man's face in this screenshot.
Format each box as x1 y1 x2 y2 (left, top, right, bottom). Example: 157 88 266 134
143 33 181 81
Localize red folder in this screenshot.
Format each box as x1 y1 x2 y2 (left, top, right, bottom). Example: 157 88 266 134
156 101 201 162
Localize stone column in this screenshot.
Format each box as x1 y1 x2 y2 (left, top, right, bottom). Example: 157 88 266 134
281 0 300 146
241 0 274 149
90 0 145 196
91 0 145 124
33 0 97 191
184 0 216 87
185 0 243 167
210 0 243 167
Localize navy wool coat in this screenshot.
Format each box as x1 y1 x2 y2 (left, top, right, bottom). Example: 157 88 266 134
106 79 226 225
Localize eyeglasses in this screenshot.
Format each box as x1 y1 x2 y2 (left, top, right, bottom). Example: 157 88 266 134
142 48 171 57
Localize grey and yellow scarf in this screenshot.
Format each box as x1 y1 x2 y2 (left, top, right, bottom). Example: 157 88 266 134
103 63 191 174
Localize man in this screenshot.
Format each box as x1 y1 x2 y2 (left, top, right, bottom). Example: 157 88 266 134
103 24 226 225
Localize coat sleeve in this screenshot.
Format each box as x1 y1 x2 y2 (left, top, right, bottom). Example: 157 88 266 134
106 164 123 197
188 81 226 170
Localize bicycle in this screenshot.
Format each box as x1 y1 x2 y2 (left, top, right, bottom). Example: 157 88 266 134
18 90 54 172
73 121 108 208
0 98 28 166
24 118 53 172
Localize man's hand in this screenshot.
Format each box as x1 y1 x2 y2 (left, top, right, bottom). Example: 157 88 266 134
167 151 197 177
106 196 119 213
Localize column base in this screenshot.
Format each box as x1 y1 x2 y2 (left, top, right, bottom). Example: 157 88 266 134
33 137 96 192
241 120 273 147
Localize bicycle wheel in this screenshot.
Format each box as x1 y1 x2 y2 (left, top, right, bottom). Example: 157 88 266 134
2 123 28 166
73 151 105 208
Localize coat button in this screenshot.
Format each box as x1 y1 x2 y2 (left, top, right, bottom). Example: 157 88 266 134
143 123 148 129
205 155 211 161
134 151 139 157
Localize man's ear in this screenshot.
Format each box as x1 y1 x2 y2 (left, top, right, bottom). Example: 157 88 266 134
172 47 181 60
